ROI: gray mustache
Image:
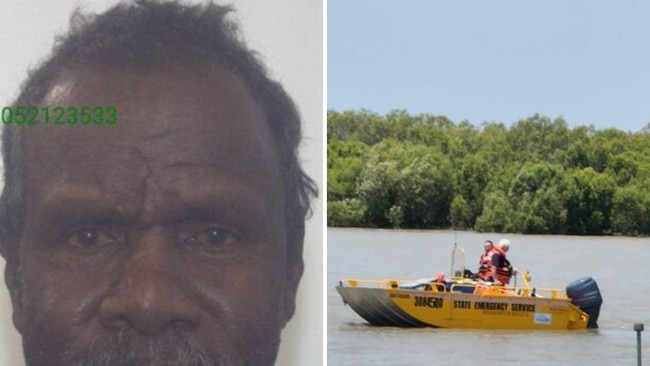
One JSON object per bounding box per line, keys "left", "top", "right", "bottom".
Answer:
{"left": 68, "top": 330, "right": 242, "bottom": 366}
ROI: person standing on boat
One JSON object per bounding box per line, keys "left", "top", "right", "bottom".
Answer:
{"left": 476, "top": 240, "right": 496, "bottom": 281}
{"left": 492, "top": 239, "right": 514, "bottom": 285}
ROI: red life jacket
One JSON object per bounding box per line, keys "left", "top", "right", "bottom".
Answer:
{"left": 477, "top": 249, "right": 495, "bottom": 280}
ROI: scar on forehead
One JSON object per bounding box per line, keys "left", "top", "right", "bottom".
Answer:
{"left": 42, "top": 80, "right": 75, "bottom": 104}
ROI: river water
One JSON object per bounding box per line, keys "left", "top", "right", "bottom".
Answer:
{"left": 328, "top": 228, "right": 650, "bottom": 366}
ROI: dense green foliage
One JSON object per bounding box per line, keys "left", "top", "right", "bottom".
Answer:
{"left": 328, "top": 109, "right": 650, "bottom": 236}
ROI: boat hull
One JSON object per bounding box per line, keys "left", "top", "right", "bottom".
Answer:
{"left": 336, "top": 282, "right": 590, "bottom": 330}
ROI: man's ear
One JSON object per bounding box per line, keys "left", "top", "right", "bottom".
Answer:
{"left": 281, "top": 253, "right": 303, "bottom": 327}
{"left": 2, "top": 246, "right": 24, "bottom": 334}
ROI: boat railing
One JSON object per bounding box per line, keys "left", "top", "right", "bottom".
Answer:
{"left": 339, "top": 278, "right": 444, "bottom": 291}
{"left": 513, "top": 269, "right": 532, "bottom": 288}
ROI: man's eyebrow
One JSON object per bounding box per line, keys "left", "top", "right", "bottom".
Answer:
{"left": 33, "top": 179, "right": 274, "bottom": 227}
{"left": 34, "top": 183, "right": 135, "bottom": 225}
{"left": 167, "top": 163, "right": 281, "bottom": 213}
{"left": 177, "top": 183, "right": 272, "bottom": 221}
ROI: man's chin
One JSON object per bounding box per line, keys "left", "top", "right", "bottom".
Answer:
{"left": 25, "top": 330, "right": 243, "bottom": 366}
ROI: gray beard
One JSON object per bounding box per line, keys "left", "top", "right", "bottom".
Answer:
{"left": 66, "top": 330, "right": 244, "bottom": 366}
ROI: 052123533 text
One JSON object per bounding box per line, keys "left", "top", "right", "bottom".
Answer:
{"left": 1, "top": 106, "right": 117, "bottom": 126}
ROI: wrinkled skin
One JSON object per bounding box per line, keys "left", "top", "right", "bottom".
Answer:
{"left": 3, "top": 67, "right": 301, "bottom": 366}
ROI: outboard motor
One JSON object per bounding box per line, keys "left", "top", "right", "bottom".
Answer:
{"left": 566, "top": 277, "right": 603, "bottom": 328}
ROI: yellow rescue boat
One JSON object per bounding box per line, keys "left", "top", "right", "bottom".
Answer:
{"left": 336, "top": 246, "right": 602, "bottom": 330}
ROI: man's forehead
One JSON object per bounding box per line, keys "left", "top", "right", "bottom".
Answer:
{"left": 22, "top": 66, "right": 280, "bottom": 196}
{"left": 28, "top": 66, "right": 273, "bottom": 156}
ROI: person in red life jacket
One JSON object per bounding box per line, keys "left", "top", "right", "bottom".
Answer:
{"left": 476, "top": 240, "right": 496, "bottom": 281}
{"left": 491, "top": 239, "right": 514, "bottom": 285}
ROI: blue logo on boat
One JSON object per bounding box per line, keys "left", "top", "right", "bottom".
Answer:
{"left": 534, "top": 313, "right": 552, "bottom": 324}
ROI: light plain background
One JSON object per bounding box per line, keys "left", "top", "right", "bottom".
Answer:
{"left": 0, "top": 1, "right": 323, "bottom": 365}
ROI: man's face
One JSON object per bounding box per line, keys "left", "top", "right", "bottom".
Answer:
{"left": 5, "top": 67, "right": 300, "bottom": 366}
{"left": 483, "top": 241, "right": 493, "bottom": 252}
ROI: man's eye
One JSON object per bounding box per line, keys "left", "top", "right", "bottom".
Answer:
{"left": 185, "top": 227, "right": 236, "bottom": 248}
{"left": 65, "top": 228, "right": 118, "bottom": 249}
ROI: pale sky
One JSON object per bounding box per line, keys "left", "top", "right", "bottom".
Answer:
{"left": 328, "top": 0, "right": 650, "bottom": 131}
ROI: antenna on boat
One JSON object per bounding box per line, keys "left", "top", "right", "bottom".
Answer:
{"left": 450, "top": 229, "right": 465, "bottom": 279}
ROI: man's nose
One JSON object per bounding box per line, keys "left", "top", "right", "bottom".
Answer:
{"left": 99, "top": 229, "right": 200, "bottom": 335}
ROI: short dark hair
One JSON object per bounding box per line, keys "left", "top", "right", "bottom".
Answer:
{"left": 0, "top": 0, "right": 318, "bottom": 260}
